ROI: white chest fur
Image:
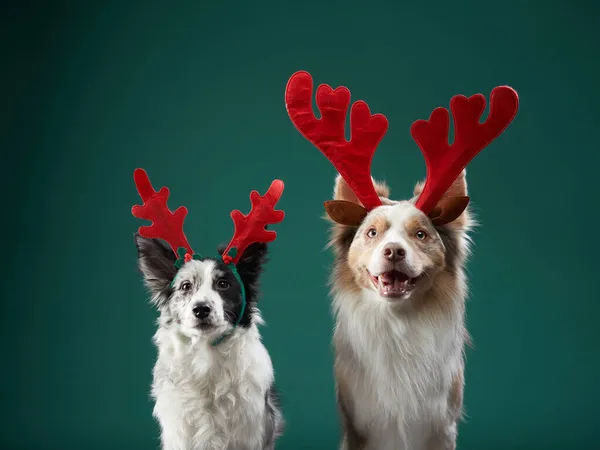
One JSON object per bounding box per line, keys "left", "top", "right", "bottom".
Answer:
{"left": 333, "top": 291, "right": 465, "bottom": 450}
{"left": 151, "top": 325, "right": 274, "bottom": 450}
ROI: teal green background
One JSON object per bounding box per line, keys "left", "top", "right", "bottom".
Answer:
{"left": 3, "top": 0, "right": 599, "bottom": 448}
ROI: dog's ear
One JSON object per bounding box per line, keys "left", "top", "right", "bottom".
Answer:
{"left": 428, "top": 196, "right": 470, "bottom": 226}
{"left": 333, "top": 174, "right": 390, "bottom": 204}
{"left": 414, "top": 170, "right": 468, "bottom": 198}
{"left": 324, "top": 200, "right": 368, "bottom": 226}
{"left": 333, "top": 174, "right": 361, "bottom": 204}
{"left": 328, "top": 175, "right": 391, "bottom": 226}
{"left": 414, "top": 170, "right": 471, "bottom": 228}
{"left": 234, "top": 242, "right": 268, "bottom": 299}
{"left": 134, "top": 233, "right": 177, "bottom": 303}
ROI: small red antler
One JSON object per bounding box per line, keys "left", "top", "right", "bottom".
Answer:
{"left": 222, "top": 180, "right": 285, "bottom": 265}
{"left": 131, "top": 168, "right": 193, "bottom": 256}
{"left": 285, "top": 71, "right": 388, "bottom": 211}
{"left": 411, "top": 86, "right": 519, "bottom": 214}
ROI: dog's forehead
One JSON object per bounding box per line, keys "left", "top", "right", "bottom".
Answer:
{"left": 176, "top": 259, "right": 217, "bottom": 281}
{"left": 384, "top": 201, "right": 424, "bottom": 225}
{"left": 364, "top": 201, "right": 423, "bottom": 230}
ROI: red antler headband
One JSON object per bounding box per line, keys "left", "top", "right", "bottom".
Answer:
{"left": 131, "top": 168, "right": 285, "bottom": 266}
{"left": 285, "top": 70, "right": 519, "bottom": 225}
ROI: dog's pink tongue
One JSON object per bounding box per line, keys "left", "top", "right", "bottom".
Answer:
{"left": 380, "top": 272, "right": 394, "bottom": 286}
{"left": 393, "top": 278, "right": 408, "bottom": 289}
{"left": 381, "top": 271, "right": 409, "bottom": 288}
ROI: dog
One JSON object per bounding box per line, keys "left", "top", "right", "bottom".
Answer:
{"left": 135, "top": 235, "right": 284, "bottom": 450}
{"left": 328, "top": 170, "right": 473, "bottom": 450}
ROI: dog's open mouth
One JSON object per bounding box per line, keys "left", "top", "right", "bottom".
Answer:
{"left": 370, "top": 270, "right": 418, "bottom": 298}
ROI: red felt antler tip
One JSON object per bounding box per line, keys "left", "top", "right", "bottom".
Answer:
{"left": 267, "top": 179, "right": 284, "bottom": 198}
{"left": 287, "top": 70, "right": 311, "bottom": 84}
{"left": 222, "top": 179, "right": 286, "bottom": 265}
{"left": 133, "top": 168, "right": 153, "bottom": 199}
{"left": 285, "top": 70, "right": 312, "bottom": 92}
{"left": 493, "top": 85, "right": 519, "bottom": 100}
{"left": 131, "top": 168, "right": 193, "bottom": 256}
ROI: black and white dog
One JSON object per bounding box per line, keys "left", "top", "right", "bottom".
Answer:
{"left": 135, "top": 234, "right": 283, "bottom": 450}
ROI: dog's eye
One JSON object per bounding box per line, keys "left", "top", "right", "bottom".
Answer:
{"left": 216, "top": 279, "right": 230, "bottom": 290}
{"left": 415, "top": 230, "right": 427, "bottom": 240}
{"left": 366, "top": 228, "right": 378, "bottom": 238}
{"left": 180, "top": 281, "right": 192, "bottom": 292}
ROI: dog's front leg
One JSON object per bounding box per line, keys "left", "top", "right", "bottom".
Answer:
{"left": 425, "top": 421, "right": 457, "bottom": 450}
{"left": 159, "top": 427, "right": 193, "bottom": 450}
{"left": 191, "top": 422, "right": 228, "bottom": 450}
{"left": 193, "top": 440, "right": 227, "bottom": 450}
{"left": 426, "top": 369, "right": 462, "bottom": 450}
{"left": 335, "top": 375, "right": 366, "bottom": 450}
{"left": 155, "top": 408, "right": 194, "bottom": 450}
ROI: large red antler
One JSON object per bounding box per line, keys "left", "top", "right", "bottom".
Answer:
{"left": 222, "top": 180, "right": 285, "bottom": 265}
{"left": 411, "top": 86, "right": 519, "bottom": 214}
{"left": 285, "top": 71, "right": 388, "bottom": 211}
{"left": 131, "top": 168, "right": 193, "bottom": 256}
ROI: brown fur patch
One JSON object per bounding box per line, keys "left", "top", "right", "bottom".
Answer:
{"left": 435, "top": 225, "right": 470, "bottom": 276}
{"left": 448, "top": 368, "right": 464, "bottom": 422}
{"left": 347, "top": 214, "right": 390, "bottom": 290}
{"left": 369, "top": 214, "right": 391, "bottom": 233}
{"left": 331, "top": 253, "right": 362, "bottom": 295}
{"left": 335, "top": 360, "right": 367, "bottom": 450}
{"left": 328, "top": 223, "right": 361, "bottom": 295}
{"left": 410, "top": 271, "right": 457, "bottom": 315}
{"left": 404, "top": 215, "right": 431, "bottom": 236}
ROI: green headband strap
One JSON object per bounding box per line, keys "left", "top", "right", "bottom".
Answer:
{"left": 173, "top": 250, "right": 246, "bottom": 347}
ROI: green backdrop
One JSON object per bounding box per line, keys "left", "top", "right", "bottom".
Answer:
{"left": 3, "top": 0, "right": 599, "bottom": 449}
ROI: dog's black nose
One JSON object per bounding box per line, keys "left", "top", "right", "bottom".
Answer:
{"left": 192, "top": 303, "right": 211, "bottom": 319}
{"left": 383, "top": 244, "right": 406, "bottom": 261}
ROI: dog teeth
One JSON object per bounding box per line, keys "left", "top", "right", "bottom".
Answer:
{"left": 374, "top": 272, "right": 419, "bottom": 296}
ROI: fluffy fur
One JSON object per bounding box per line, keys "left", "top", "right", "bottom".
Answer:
{"left": 135, "top": 235, "right": 283, "bottom": 450}
{"left": 328, "top": 171, "right": 474, "bottom": 450}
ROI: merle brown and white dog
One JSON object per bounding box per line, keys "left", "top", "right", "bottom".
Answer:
{"left": 284, "top": 70, "right": 518, "bottom": 450}
{"left": 328, "top": 172, "right": 472, "bottom": 450}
